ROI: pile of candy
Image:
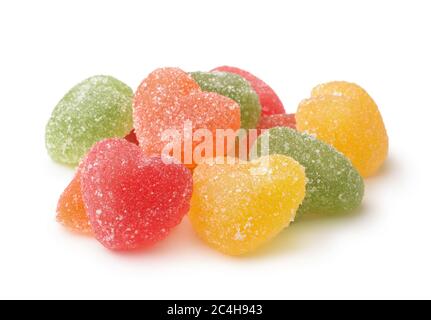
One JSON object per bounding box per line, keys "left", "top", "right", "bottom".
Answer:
{"left": 46, "top": 66, "right": 388, "bottom": 256}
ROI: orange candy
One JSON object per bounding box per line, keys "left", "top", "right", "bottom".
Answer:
{"left": 297, "top": 82, "right": 388, "bottom": 177}
{"left": 56, "top": 173, "right": 92, "bottom": 235}
{"left": 133, "top": 68, "right": 241, "bottom": 168}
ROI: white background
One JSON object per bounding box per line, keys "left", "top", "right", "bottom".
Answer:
{"left": 0, "top": 0, "right": 430, "bottom": 300}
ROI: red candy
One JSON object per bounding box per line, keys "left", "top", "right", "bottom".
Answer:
{"left": 124, "top": 130, "right": 139, "bottom": 145}
{"left": 212, "top": 66, "right": 285, "bottom": 116}
{"left": 80, "top": 139, "right": 193, "bottom": 251}
{"left": 257, "top": 114, "right": 296, "bottom": 132}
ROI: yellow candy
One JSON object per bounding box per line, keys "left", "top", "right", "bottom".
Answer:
{"left": 297, "top": 81, "right": 388, "bottom": 177}
{"left": 189, "top": 155, "right": 306, "bottom": 256}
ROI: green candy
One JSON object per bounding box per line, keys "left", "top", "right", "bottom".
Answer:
{"left": 191, "top": 71, "right": 261, "bottom": 129}
{"left": 251, "top": 127, "right": 364, "bottom": 217}
{"left": 45, "top": 76, "right": 133, "bottom": 166}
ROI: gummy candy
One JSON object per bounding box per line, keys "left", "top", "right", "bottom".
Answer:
{"left": 80, "top": 139, "right": 193, "bottom": 250}
{"left": 133, "top": 68, "right": 241, "bottom": 168}
{"left": 257, "top": 114, "right": 296, "bottom": 132}
{"left": 189, "top": 155, "right": 306, "bottom": 256}
{"left": 251, "top": 127, "right": 364, "bottom": 217}
{"left": 134, "top": 67, "right": 200, "bottom": 113}
{"left": 56, "top": 172, "right": 92, "bottom": 235}
{"left": 191, "top": 71, "right": 261, "bottom": 129}
{"left": 46, "top": 75, "right": 134, "bottom": 166}
{"left": 124, "top": 130, "right": 139, "bottom": 145}
{"left": 212, "top": 66, "right": 285, "bottom": 116}
{"left": 296, "top": 81, "right": 388, "bottom": 177}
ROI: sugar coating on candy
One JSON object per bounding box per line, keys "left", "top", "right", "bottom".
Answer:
{"left": 297, "top": 81, "right": 388, "bottom": 177}
{"left": 134, "top": 67, "right": 200, "bottom": 114}
{"left": 251, "top": 127, "right": 364, "bottom": 216}
{"left": 80, "top": 139, "right": 193, "bottom": 251}
{"left": 212, "top": 66, "right": 285, "bottom": 116}
{"left": 133, "top": 68, "right": 241, "bottom": 168}
{"left": 191, "top": 71, "right": 261, "bottom": 129}
{"left": 189, "top": 155, "right": 306, "bottom": 256}
{"left": 257, "top": 114, "right": 296, "bottom": 132}
{"left": 46, "top": 76, "right": 133, "bottom": 166}
{"left": 56, "top": 172, "right": 92, "bottom": 235}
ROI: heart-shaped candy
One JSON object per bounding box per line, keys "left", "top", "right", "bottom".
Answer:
{"left": 189, "top": 155, "right": 306, "bottom": 256}
{"left": 133, "top": 68, "right": 241, "bottom": 168}
{"left": 80, "top": 139, "right": 193, "bottom": 250}
{"left": 296, "top": 81, "right": 388, "bottom": 177}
